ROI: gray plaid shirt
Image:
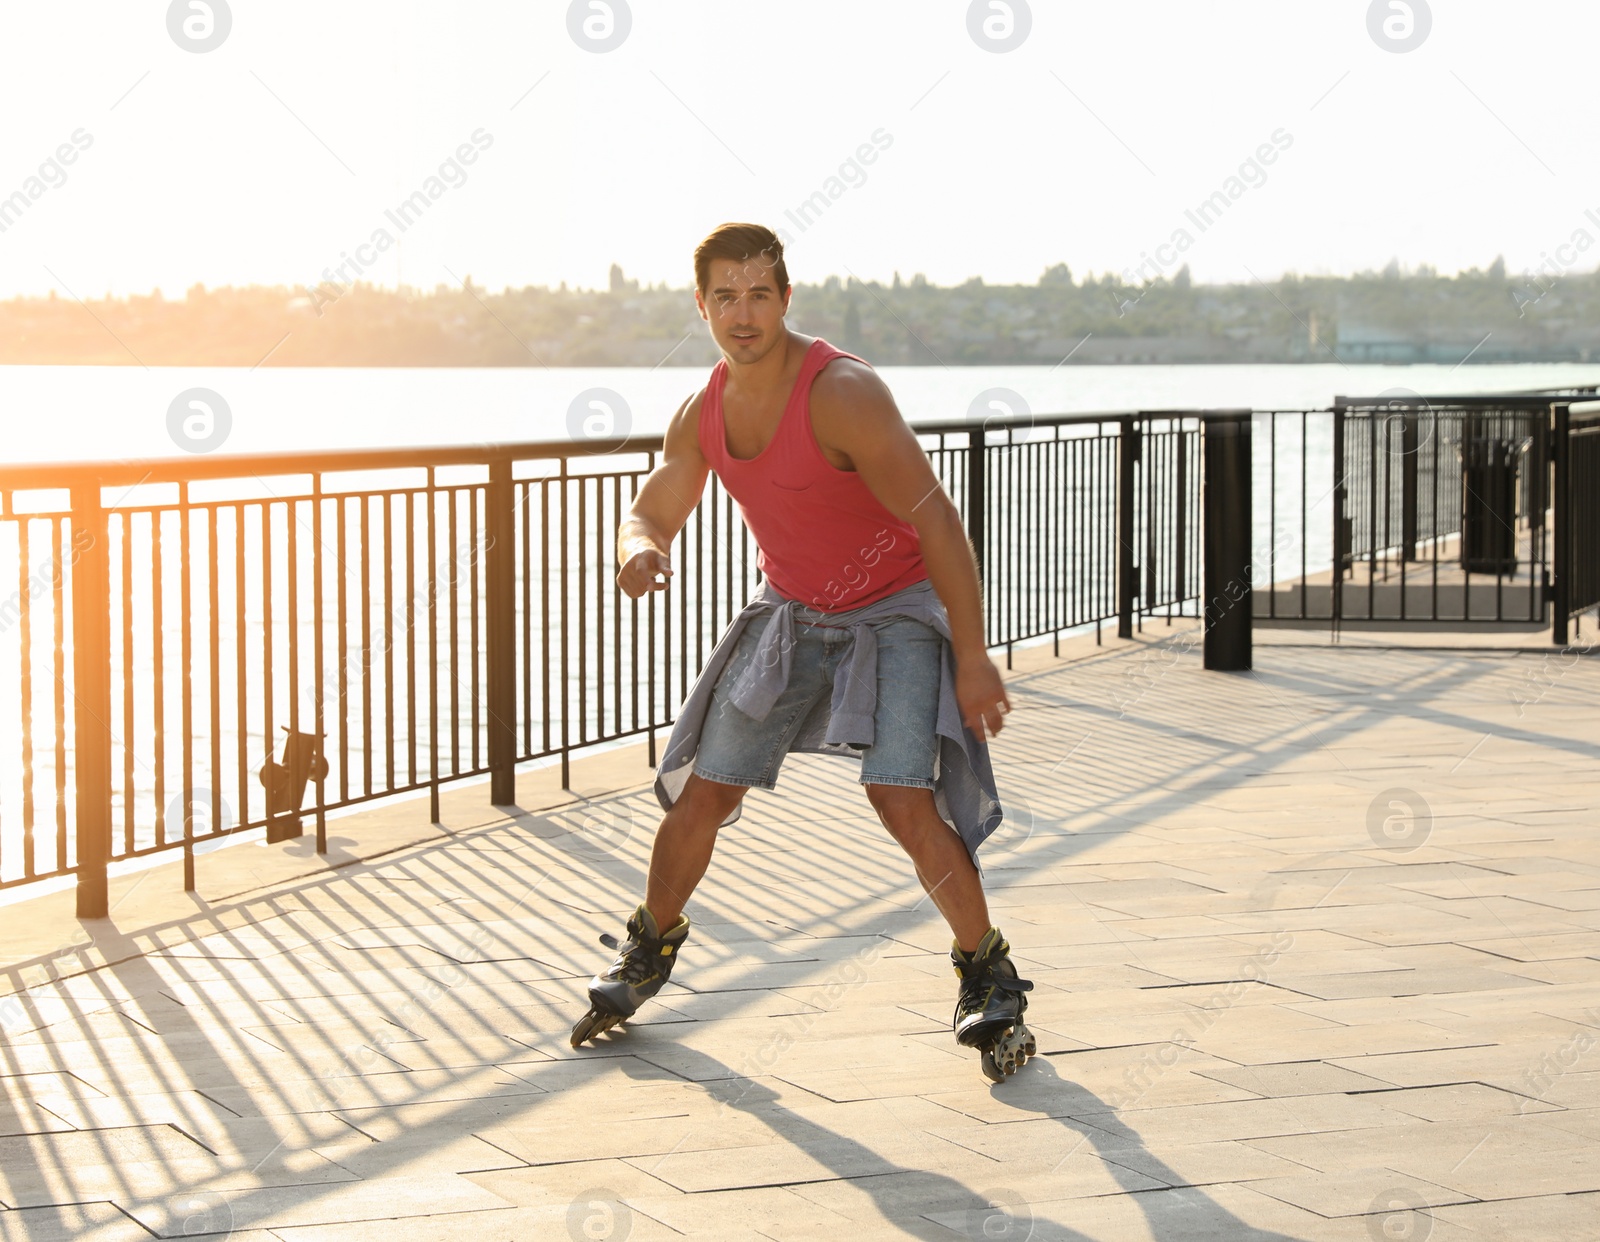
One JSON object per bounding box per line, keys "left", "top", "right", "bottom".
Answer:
{"left": 652, "top": 579, "right": 1005, "bottom": 861}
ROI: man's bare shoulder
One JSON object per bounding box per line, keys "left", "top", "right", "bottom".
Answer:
{"left": 811, "top": 358, "right": 902, "bottom": 430}
{"left": 812, "top": 356, "right": 915, "bottom": 454}
{"left": 664, "top": 388, "right": 709, "bottom": 456}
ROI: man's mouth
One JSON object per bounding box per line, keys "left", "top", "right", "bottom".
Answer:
{"left": 730, "top": 329, "right": 758, "bottom": 343}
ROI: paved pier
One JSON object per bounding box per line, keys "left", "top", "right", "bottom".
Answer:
{"left": 1, "top": 626, "right": 1597, "bottom": 1240}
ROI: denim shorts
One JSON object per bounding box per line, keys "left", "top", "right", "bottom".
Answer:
{"left": 693, "top": 610, "right": 942, "bottom": 791}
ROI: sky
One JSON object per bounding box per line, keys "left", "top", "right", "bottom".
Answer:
{"left": 0, "top": 0, "right": 1597, "bottom": 301}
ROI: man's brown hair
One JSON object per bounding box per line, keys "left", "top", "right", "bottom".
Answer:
{"left": 693, "top": 223, "right": 790, "bottom": 295}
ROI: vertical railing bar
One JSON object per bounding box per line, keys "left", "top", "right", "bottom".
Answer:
{"left": 337, "top": 495, "right": 350, "bottom": 801}
{"left": 578, "top": 476, "right": 588, "bottom": 751}
{"left": 427, "top": 473, "right": 440, "bottom": 823}
{"left": 628, "top": 472, "right": 640, "bottom": 742}
{"left": 234, "top": 505, "right": 248, "bottom": 840}
{"left": 179, "top": 487, "right": 194, "bottom": 888}
{"left": 120, "top": 512, "right": 135, "bottom": 855}
{"left": 312, "top": 476, "right": 328, "bottom": 851}
{"left": 18, "top": 518, "right": 35, "bottom": 875}
{"left": 469, "top": 486, "right": 481, "bottom": 773}
{"left": 288, "top": 498, "right": 299, "bottom": 742}
{"left": 614, "top": 473, "right": 624, "bottom": 738}
{"left": 361, "top": 493, "right": 374, "bottom": 794}
{"left": 447, "top": 489, "right": 459, "bottom": 776}
{"left": 152, "top": 510, "right": 166, "bottom": 849}
{"left": 559, "top": 462, "right": 570, "bottom": 788}
{"left": 406, "top": 490, "right": 417, "bottom": 785}
{"left": 521, "top": 479, "right": 532, "bottom": 758}
{"left": 208, "top": 504, "right": 222, "bottom": 853}
{"left": 541, "top": 478, "right": 552, "bottom": 757}
{"left": 51, "top": 518, "right": 68, "bottom": 875}
{"left": 263, "top": 501, "right": 275, "bottom": 831}
{"left": 383, "top": 490, "right": 395, "bottom": 790}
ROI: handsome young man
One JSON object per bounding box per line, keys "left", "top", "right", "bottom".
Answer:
{"left": 571, "top": 223, "right": 1034, "bottom": 1080}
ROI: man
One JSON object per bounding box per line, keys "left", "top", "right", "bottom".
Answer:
{"left": 570, "top": 223, "right": 1034, "bottom": 1081}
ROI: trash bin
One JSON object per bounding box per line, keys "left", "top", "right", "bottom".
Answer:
{"left": 1461, "top": 437, "right": 1520, "bottom": 575}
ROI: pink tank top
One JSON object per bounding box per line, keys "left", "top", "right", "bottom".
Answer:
{"left": 699, "top": 338, "right": 928, "bottom": 613}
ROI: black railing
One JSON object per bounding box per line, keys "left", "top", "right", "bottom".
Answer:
{"left": 0, "top": 410, "right": 1222, "bottom": 914}
{"left": 10, "top": 395, "right": 1592, "bottom": 914}
{"left": 1255, "top": 395, "right": 1570, "bottom": 625}
{"left": 1554, "top": 401, "right": 1600, "bottom": 644}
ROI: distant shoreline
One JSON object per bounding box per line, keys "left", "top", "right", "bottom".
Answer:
{"left": 4, "top": 265, "right": 1594, "bottom": 369}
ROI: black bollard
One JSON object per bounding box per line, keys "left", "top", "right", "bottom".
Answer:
{"left": 1203, "top": 413, "right": 1253, "bottom": 671}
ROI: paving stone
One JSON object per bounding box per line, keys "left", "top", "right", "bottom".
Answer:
{"left": 118, "top": 1175, "right": 517, "bottom": 1236}
{"left": 1430, "top": 1189, "right": 1600, "bottom": 1240}
{"left": 0, "top": 1202, "right": 152, "bottom": 1242}
{"left": 1198, "top": 1060, "right": 1395, "bottom": 1098}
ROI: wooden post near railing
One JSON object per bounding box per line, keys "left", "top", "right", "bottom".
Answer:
{"left": 69, "top": 486, "right": 112, "bottom": 919}
{"left": 486, "top": 459, "right": 518, "bottom": 805}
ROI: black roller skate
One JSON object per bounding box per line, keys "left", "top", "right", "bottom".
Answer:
{"left": 951, "top": 927, "right": 1036, "bottom": 1083}
{"left": 569, "top": 904, "right": 691, "bottom": 1047}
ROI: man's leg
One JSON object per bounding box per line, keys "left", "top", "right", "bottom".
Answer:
{"left": 644, "top": 773, "right": 750, "bottom": 927}
{"left": 864, "top": 783, "right": 990, "bottom": 953}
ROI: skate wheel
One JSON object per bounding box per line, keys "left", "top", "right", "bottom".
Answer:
{"left": 569, "top": 1008, "right": 621, "bottom": 1048}
{"left": 981, "top": 1024, "right": 1035, "bottom": 1082}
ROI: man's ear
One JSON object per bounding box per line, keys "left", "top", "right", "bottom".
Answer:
{"left": 782, "top": 287, "right": 793, "bottom": 315}
{"left": 694, "top": 288, "right": 709, "bottom": 322}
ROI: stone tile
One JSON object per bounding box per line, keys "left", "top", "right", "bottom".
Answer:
{"left": 0, "top": 1203, "right": 151, "bottom": 1242}
{"left": 1364, "top": 1082, "right": 1561, "bottom": 1123}
{"left": 1246, "top": 1166, "right": 1476, "bottom": 1217}
{"left": 1198, "top": 1061, "right": 1395, "bottom": 1098}
{"left": 118, "top": 1175, "right": 516, "bottom": 1236}
{"left": 1431, "top": 1189, "right": 1600, "bottom": 1240}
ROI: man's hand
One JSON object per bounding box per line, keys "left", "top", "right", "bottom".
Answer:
{"left": 954, "top": 651, "right": 1011, "bottom": 740}
{"left": 618, "top": 547, "right": 673, "bottom": 598}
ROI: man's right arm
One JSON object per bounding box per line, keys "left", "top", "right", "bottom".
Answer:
{"left": 616, "top": 391, "right": 709, "bottom": 598}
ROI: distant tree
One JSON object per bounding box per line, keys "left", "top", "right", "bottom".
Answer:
{"left": 1488, "top": 255, "right": 1507, "bottom": 280}
{"left": 1382, "top": 258, "right": 1401, "bottom": 281}
{"left": 1039, "top": 262, "right": 1074, "bottom": 287}
{"left": 609, "top": 263, "right": 626, "bottom": 293}
{"left": 910, "top": 272, "right": 929, "bottom": 289}
{"left": 843, "top": 294, "right": 863, "bottom": 354}
{"left": 892, "top": 271, "right": 903, "bottom": 290}
{"left": 1173, "top": 264, "right": 1192, "bottom": 291}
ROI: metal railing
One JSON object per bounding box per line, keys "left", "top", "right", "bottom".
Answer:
{"left": 0, "top": 410, "right": 1218, "bottom": 914}
{"left": 1256, "top": 395, "right": 1582, "bottom": 625}
{"left": 1554, "top": 401, "right": 1600, "bottom": 643}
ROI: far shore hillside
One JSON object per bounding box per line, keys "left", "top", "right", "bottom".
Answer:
{"left": 3, "top": 260, "right": 1595, "bottom": 368}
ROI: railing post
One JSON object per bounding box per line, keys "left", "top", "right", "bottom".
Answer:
{"left": 486, "top": 459, "right": 517, "bottom": 805}
{"left": 1401, "top": 412, "right": 1419, "bottom": 561}
{"left": 1332, "top": 407, "right": 1347, "bottom": 630}
{"left": 1553, "top": 403, "right": 1570, "bottom": 647}
{"left": 965, "top": 428, "right": 986, "bottom": 582}
{"left": 1117, "top": 416, "right": 1137, "bottom": 639}
{"left": 69, "top": 484, "right": 112, "bottom": 919}
{"left": 1203, "top": 413, "right": 1253, "bottom": 671}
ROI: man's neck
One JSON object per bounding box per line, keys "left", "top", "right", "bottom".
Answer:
{"left": 724, "top": 330, "right": 803, "bottom": 396}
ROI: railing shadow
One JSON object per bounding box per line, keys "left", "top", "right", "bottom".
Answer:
{"left": 0, "top": 640, "right": 1568, "bottom": 1234}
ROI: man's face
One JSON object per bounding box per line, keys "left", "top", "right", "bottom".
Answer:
{"left": 695, "top": 255, "right": 791, "bottom": 364}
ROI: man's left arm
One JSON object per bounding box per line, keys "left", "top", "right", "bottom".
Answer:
{"left": 811, "top": 362, "right": 1010, "bottom": 739}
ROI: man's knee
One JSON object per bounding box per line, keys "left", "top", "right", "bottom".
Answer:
{"left": 678, "top": 773, "right": 748, "bottom": 822}
{"left": 865, "top": 783, "right": 935, "bottom": 836}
